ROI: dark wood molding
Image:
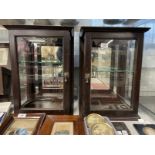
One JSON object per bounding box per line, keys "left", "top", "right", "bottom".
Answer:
{"left": 4, "top": 25, "right": 73, "bottom": 31}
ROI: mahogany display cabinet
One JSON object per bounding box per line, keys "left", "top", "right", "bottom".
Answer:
{"left": 80, "top": 27, "right": 149, "bottom": 120}
{"left": 5, "top": 25, "right": 74, "bottom": 114}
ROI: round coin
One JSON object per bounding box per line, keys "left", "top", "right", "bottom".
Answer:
{"left": 143, "top": 127, "right": 155, "bottom": 135}
{"left": 91, "top": 123, "right": 115, "bottom": 135}
{"left": 86, "top": 113, "right": 108, "bottom": 128}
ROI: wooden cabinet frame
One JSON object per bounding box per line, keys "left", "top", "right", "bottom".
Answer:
{"left": 4, "top": 25, "right": 74, "bottom": 114}
{"left": 80, "top": 27, "right": 149, "bottom": 120}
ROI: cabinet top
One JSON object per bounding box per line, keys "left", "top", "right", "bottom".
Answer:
{"left": 80, "top": 26, "right": 150, "bottom": 37}
{"left": 3, "top": 25, "right": 73, "bottom": 31}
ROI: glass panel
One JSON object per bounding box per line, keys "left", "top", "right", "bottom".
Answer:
{"left": 140, "top": 21, "right": 155, "bottom": 114}
{"left": 17, "top": 37, "right": 64, "bottom": 110}
{"left": 90, "top": 39, "right": 136, "bottom": 111}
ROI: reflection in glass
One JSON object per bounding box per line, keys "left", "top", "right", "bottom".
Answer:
{"left": 41, "top": 46, "right": 63, "bottom": 89}
{"left": 90, "top": 39, "right": 136, "bottom": 111}
{"left": 17, "top": 37, "right": 64, "bottom": 110}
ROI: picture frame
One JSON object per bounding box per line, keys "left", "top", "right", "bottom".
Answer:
{"left": 51, "top": 122, "right": 74, "bottom": 135}
{"left": 39, "top": 45, "right": 64, "bottom": 90}
{"left": 0, "top": 43, "right": 9, "bottom": 66}
{"left": 0, "top": 113, "right": 46, "bottom": 135}
{"left": 38, "top": 115, "right": 85, "bottom": 135}
{"left": 0, "top": 67, "right": 11, "bottom": 96}
{"left": 0, "top": 43, "right": 11, "bottom": 99}
{"left": 41, "top": 45, "right": 62, "bottom": 62}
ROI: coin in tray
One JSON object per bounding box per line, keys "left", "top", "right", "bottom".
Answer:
{"left": 86, "top": 113, "right": 108, "bottom": 128}
{"left": 91, "top": 123, "right": 115, "bottom": 135}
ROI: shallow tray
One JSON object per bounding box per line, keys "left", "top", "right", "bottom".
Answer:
{"left": 84, "top": 115, "right": 117, "bottom": 135}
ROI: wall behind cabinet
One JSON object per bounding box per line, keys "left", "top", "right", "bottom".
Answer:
{"left": 137, "top": 20, "right": 155, "bottom": 96}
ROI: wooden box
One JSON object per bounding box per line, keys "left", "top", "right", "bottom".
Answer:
{"left": 0, "top": 113, "right": 46, "bottom": 135}
{"left": 38, "top": 115, "right": 85, "bottom": 135}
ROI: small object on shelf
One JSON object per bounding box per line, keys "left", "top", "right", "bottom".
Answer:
{"left": 133, "top": 124, "right": 155, "bottom": 135}
{"left": 17, "top": 113, "right": 27, "bottom": 118}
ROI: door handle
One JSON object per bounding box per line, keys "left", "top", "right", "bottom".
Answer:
{"left": 85, "top": 73, "right": 90, "bottom": 83}
{"left": 64, "top": 72, "right": 69, "bottom": 83}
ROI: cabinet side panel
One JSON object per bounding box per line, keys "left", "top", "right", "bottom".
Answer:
{"left": 9, "top": 31, "right": 21, "bottom": 113}
{"left": 70, "top": 34, "right": 74, "bottom": 114}
{"left": 79, "top": 38, "right": 84, "bottom": 115}
{"left": 132, "top": 33, "right": 144, "bottom": 113}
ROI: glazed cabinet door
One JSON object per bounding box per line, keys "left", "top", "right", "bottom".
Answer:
{"left": 8, "top": 27, "right": 73, "bottom": 114}
{"left": 81, "top": 31, "right": 144, "bottom": 119}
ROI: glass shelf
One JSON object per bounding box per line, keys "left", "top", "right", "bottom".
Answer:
{"left": 18, "top": 60, "right": 62, "bottom": 65}
{"left": 20, "top": 74, "right": 63, "bottom": 77}
{"left": 92, "top": 67, "right": 134, "bottom": 73}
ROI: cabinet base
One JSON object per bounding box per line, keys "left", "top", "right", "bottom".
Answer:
{"left": 109, "top": 115, "right": 140, "bottom": 121}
